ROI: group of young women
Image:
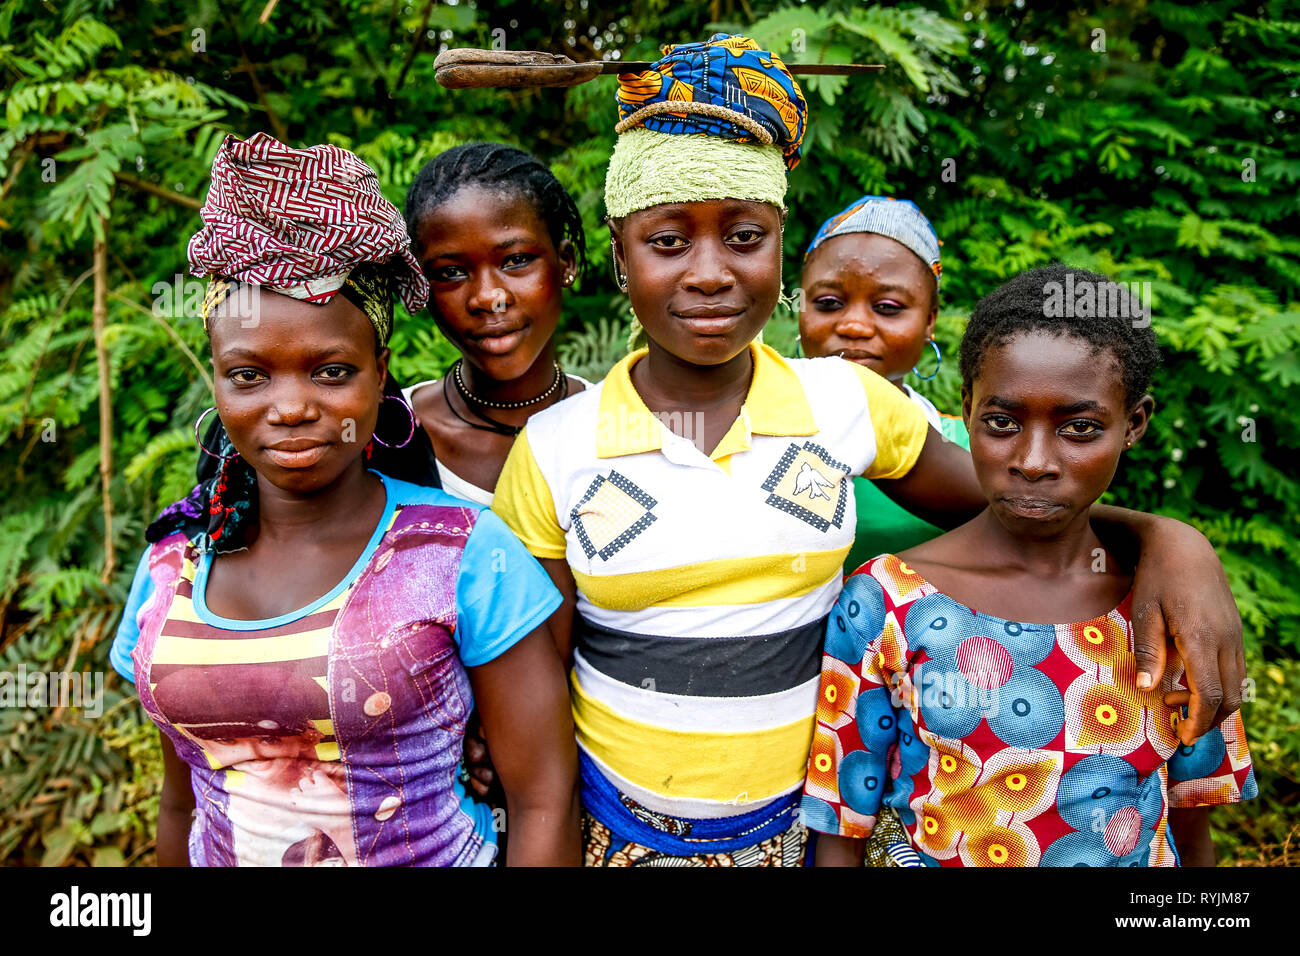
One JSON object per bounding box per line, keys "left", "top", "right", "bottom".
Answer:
{"left": 111, "top": 33, "right": 1254, "bottom": 867}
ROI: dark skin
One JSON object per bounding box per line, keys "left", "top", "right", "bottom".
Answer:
{"left": 817, "top": 332, "right": 1214, "bottom": 866}
{"left": 412, "top": 185, "right": 586, "bottom": 493}
{"left": 156, "top": 289, "right": 579, "bottom": 866}
{"left": 204, "top": 291, "right": 389, "bottom": 619}
{"left": 597, "top": 199, "right": 1246, "bottom": 741}
{"left": 799, "top": 231, "right": 938, "bottom": 387}
{"left": 613, "top": 200, "right": 782, "bottom": 455}
{"left": 412, "top": 184, "right": 586, "bottom": 799}
{"left": 156, "top": 733, "right": 194, "bottom": 867}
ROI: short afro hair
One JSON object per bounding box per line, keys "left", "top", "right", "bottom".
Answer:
{"left": 959, "top": 264, "right": 1160, "bottom": 408}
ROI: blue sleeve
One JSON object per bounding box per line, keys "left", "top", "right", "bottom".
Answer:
{"left": 454, "top": 508, "right": 563, "bottom": 668}
{"left": 111, "top": 548, "right": 155, "bottom": 684}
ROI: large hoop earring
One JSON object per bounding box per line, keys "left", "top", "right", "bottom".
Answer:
{"left": 911, "top": 339, "right": 942, "bottom": 381}
{"left": 610, "top": 238, "right": 628, "bottom": 293}
{"left": 194, "top": 406, "right": 239, "bottom": 461}
{"left": 372, "top": 394, "right": 416, "bottom": 449}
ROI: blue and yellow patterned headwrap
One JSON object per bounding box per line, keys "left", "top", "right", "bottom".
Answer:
{"left": 805, "top": 195, "right": 943, "bottom": 288}
{"left": 606, "top": 34, "right": 807, "bottom": 219}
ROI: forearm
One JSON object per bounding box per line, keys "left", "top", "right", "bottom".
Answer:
{"left": 815, "top": 833, "right": 866, "bottom": 867}
{"left": 540, "top": 558, "right": 577, "bottom": 665}
{"left": 503, "top": 786, "right": 581, "bottom": 866}
{"left": 873, "top": 428, "right": 986, "bottom": 529}
{"left": 156, "top": 731, "right": 194, "bottom": 866}
{"left": 1089, "top": 502, "right": 1245, "bottom": 741}
{"left": 470, "top": 626, "right": 580, "bottom": 865}
{"left": 1169, "top": 807, "right": 1215, "bottom": 866}
{"left": 156, "top": 805, "right": 193, "bottom": 867}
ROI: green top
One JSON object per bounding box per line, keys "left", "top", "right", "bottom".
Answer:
{"left": 846, "top": 412, "right": 970, "bottom": 574}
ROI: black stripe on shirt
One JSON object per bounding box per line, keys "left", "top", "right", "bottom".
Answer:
{"left": 575, "top": 614, "right": 826, "bottom": 697}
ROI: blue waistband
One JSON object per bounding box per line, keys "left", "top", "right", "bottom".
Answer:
{"left": 579, "top": 751, "right": 799, "bottom": 856}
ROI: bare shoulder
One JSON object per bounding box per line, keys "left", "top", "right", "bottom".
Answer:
{"left": 407, "top": 378, "right": 445, "bottom": 424}
{"left": 898, "top": 518, "right": 978, "bottom": 571}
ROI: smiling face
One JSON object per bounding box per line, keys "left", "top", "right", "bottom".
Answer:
{"left": 611, "top": 199, "right": 783, "bottom": 366}
{"left": 414, "top": 185, "right": 574, "bottom": 381}
{"left": 798, "top": 232, "right": 937, "bottom": 384}
{"left": 963, "top": 331, "right": 1152, "bottom": 539}
{"left": 208, "top": 288, "right": 388, "bottom": 495}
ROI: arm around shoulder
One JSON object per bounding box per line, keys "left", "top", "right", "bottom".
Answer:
{"left": 1090, "top": 505, "right": 1246, "bottom": 743}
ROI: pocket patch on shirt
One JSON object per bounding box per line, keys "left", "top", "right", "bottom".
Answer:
{"left": 761, "top": 442, "right": 850, "bottom": 532}
{"left": 571, "top": 471, "right": 658, "bottom": 561}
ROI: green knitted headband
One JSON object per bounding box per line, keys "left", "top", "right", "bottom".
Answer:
{"left": 605, "top": 127, "right": 788, "bottom": 219}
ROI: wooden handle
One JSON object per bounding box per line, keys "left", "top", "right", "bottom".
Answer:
{"left": 434, "top": 49, "right": 885, "bottom": 89}
{"left": 434, "top": 49, "right": 602, "bottom": 88}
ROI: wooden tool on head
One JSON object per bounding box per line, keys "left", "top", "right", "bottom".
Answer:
{"left": 434, "top": 48, "right": 885, "bottom": 89}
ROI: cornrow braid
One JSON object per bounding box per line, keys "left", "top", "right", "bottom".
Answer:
{"left": 959, "top": 264, "right": 1161, "bottom": 408}
{"left": 403, "top": 142, "right": 586, "bottom": 282}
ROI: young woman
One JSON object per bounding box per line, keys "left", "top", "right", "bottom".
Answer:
{"left": 492, "top": 33, "right": 1248, "bottom": 866}
{"left": 401, "top": 144, "right": 592, "bottom": 802}
{"left": 803, "top": 265, "right": 1256, "bottom": 866}
{"left": 110, "top": 133, "right": 579, "bottom": 867}
{"left": 401, "top": 144, "right": 590, "bottom": 505}
{"left": 799, "top": 196, "right": 969, "bottom": 572}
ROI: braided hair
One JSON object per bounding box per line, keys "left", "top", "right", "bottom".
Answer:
{"left": 404, "top": 143, "right": 586, "bottom": 281}
{"left": 959, "top": 264, "right": 1160, "bottom": 408}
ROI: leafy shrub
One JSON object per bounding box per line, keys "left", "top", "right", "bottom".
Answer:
{"left": 1, "top": 0, "right": 1294, "bottom": 866}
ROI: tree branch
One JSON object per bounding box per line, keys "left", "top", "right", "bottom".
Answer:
{"left": 393, "top": 0, "right": 436, "bottom": 94}
{"left": 229, "top": 22, "right": 290, "bottom": 143}
{"left": 0, "top": 145, "right": 32, "bottom": 206}
{"left": 106, "top": 291, "right": 215, "bottom": 395}
{"left": 17, "top": 266, "right": 97, "bottom": 437}
{"left": 115, "top": 172, "right": 202, "bottom": 211}
{"left": 92, "top": 226, "right": 115, "bottom": 582}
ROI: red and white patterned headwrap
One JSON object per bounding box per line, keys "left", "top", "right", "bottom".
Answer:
{"left": 187, "top": 132, "right": 429, "bottom": 316}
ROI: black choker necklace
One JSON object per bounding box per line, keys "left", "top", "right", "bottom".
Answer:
{"left": 445, "top": 365, "right": 569, "bottom": 437}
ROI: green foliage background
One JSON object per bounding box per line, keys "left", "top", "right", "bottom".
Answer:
{"left": 0, "top": 0, "right": 1295, "bottom": 866}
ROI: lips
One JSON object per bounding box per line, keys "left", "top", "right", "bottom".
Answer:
{"left": 999, "top": 496, "right": 1064, "bottom": 519}
{"left": 468, "top": 324, "right": 528, "bottom": 355}
{"left": 836, "top": 348, "right": 884, "bottom": 365}
{"left": 674, "top": 304, "right": 746, "bottom": 318}
{"left": 265, "top": 438, "right": 329, "bottom": 469}
{"left": 672, "top": 307, "right": 745, "bottom": 335}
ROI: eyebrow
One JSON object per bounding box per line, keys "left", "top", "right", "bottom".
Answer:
{"left": 217, "top": 343, "right": 359, "bottom": 363}
{"left": 804, "top": 279, "right": 844, "bottom": 293}
{"left": 424, "top": 237, "right": 537, "bottom": 262}
{"left": 217, "top": 347, "right": 266, "bottom": 362}
{"left": 639, "top": 200, "right": 767, "bottom": 221}
{"left": 981, "top": 395, "right": 1105, "bottom": 414}
{"left": 804, "top": 279, "right": 917, "bottom": 297}
{"left": 1053, "top": 399, "right": 1105, "bottom": 414}
{"left": 866, "top": 284, "right": 918, "bottom": 297}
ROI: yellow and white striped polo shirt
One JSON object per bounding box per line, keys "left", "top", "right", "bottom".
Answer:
{"left": 493, "top": 342, "right": 929, "bottom": 823}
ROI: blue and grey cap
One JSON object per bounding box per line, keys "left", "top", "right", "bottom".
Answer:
{"left": 804, "top": 195, "right": 942, "bottom": 288}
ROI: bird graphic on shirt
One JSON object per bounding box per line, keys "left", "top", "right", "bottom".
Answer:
{"left": 793, "top": 461, "right": 835, "bottom": 501}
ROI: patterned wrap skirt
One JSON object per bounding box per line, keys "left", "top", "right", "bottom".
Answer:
{"left": 583, "top": 809, "right": 807, "bottom": 867}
